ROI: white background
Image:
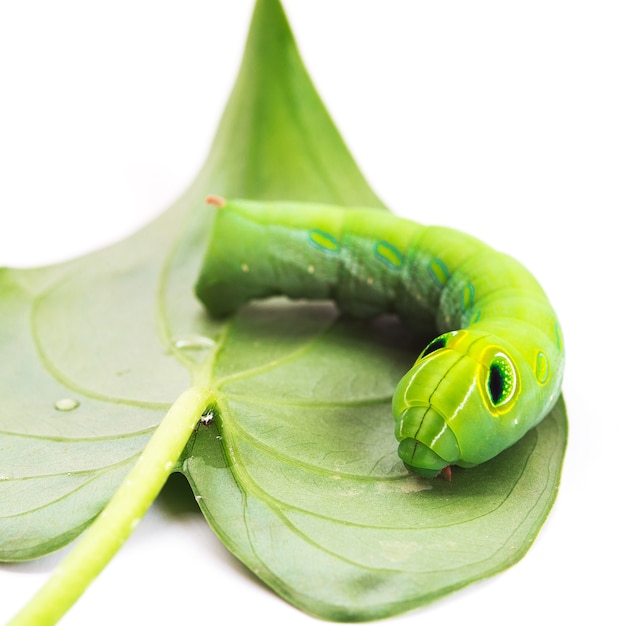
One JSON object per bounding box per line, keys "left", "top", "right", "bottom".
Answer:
{"left": 1, "top": 1, "right": 624, "bottom": 624}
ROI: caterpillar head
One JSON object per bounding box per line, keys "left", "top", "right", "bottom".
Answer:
{"left": 392, "top": 329, "right": 533, "bottom": 478}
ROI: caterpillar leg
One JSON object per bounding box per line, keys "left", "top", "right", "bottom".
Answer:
{"left": 440, "top": 466, "right": 452, "bottom": 481}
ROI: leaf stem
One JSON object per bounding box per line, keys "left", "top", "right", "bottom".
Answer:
{"left": 7, "top": 385, "right": 215, "bottom": 626}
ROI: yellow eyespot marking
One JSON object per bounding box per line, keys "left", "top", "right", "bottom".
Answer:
{"left": 428, "top": 258, "right": 450, "bottom": 287}
{"left": 478, "top": 349, "right": 520, "bottom": 415}
{"left": 374, "top": 241, "right": 404, "bottom": 269}
{"left": 535, "top": 352, "right": 550, "bottom": 383}
{"left": 307, "top": 265, "right": 315, "bottom": 274}
{"left": 241, "top": 263, "right": 250, "bottom": 273}
{"left": 366, "top": 277, "right": 374, "bottom": 285}
{"left": 308, "top": 229, "right": 340, "bottom": 252}
{"left": 488, "top": 353, "right": 516, "bottom": 406}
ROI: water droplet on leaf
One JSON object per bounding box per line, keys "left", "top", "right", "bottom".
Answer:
{"left": 173, "top": 334, "right": 215, "bottom": 350}
{"left": 54, "top": 398, "right": 80, "bottom": 411}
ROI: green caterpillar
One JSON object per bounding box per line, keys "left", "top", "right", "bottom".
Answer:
{"left": 195, "top": 196, "right": 565, "bottom": 478}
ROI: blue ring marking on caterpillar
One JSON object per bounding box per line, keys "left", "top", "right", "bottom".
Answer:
{"left": 428, "top": 258, "right": 450, "bottom": 287}
{"left": 535, "top": 352, "right": 550, "bottom": 383}
{"left": 462, "top": 283, "right": 475, "bottom": 312}
{"left": 555, "top": 322, "right": 563, "bottom": 352}
{"left": 308, "top": 229, "right": 340, "bottom": 252}
{"left": 373, "top": 240, "right": 404, "bottom": 269}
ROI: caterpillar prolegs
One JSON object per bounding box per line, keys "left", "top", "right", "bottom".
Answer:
{"left": 195, "top": 197, "right": 565, "bottom": 478}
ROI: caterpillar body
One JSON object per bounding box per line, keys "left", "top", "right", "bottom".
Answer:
{"left": 195, "top": 197, "right": 564, "bottom": 478}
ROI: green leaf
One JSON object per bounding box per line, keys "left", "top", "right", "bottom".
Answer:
{"left": 0, "top": 236, "right": 186, "bottom": 560}
{"left": 0, "top": 0, "right": 567, "bottom": 622}
{"left": 192, "top": 0, "right": 386, "bottom": 206}
{"left": 0, "top": 0, "right": 381, "bottom": 564}
{"left": 185, "top": 320, "right": 567, "bottom": 618}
